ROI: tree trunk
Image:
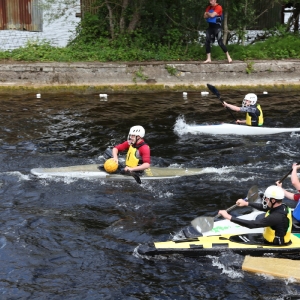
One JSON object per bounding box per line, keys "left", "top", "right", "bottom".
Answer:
{"left": 241, "top": 0, "right": 248, "bottom": 45}
{"left": 222, "top": 0, "right": 229, "bottom": 44}
{"left": 127, "top": 0, "right": 144, "bottom": 32}
{"left": 105, "top": 0, "right": 115, "bottom": 39}
{"left": 293, "top": 3, "right": 300, "bottom": 33}
{"left": 120, "top": 0, "right": 129, "bottom": 33}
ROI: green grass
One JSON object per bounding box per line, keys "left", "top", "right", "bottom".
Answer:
{"left": 0, "top": 34, "right": 299, "bottom": 63}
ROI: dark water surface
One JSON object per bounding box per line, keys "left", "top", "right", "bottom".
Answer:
{"left": 0, "top": 90, "right": 300, "bottom": 299}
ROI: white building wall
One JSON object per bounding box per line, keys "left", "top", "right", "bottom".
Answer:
{"left": 0, "top": 4, "right": 80, "bottom": 50}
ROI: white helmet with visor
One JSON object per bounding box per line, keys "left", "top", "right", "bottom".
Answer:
{"left": 242, "top": 93, "right": 257, "bottom": 107}
{"left": 262, "top": 185, "right": 284, "bottom": 209}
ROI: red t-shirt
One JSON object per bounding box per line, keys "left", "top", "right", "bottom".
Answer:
{"left": 294, "top": 192, "right": 300, "bottom": 201}
{"left": 115, "top": 140, "right": 151, "bottom": 164}
{"left": 205, "top": 4, "right": 222, "bottom": 16}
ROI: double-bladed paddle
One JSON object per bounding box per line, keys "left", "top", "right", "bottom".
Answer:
{"left": 191, "top": 185, "right": 259, "bottom": 233}
{"left": 207, "top": 83, "right": 237, "bottom": 123}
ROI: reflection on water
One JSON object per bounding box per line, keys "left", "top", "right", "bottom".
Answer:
{"left": 0, "top": 91, "right": 300, "bottom": 298}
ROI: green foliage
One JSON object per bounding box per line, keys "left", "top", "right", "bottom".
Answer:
{"left": 7, "top": 0, "right": 295, "bottom": 64}
{"left": 240, "top": 33, "right": 300, "bottom": 60}
{"left": 165, "top": 65, "right": 178, "bottom": 76}
{"left": 0, "top": 29, "right": 299, "bottom": 63}
{"left": 246, "top": 61, "right": 255, "bottom": 74}
{"left": 132, "top": 67, "right": 149, "bottom": 83}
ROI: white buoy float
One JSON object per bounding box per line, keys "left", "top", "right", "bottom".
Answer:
{"left": 99, "top": 94, "right": 108, "bottom": 101}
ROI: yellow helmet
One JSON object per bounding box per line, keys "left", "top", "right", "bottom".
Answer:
{"left": 104, "top": 158, "right": 118, "bottom": 173}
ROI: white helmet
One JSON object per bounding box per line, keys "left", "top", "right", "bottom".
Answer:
{"left": 262, "top": 185, "right": 284, "bottom": 208}
{"left": 128, "top": 125, "right": 145, "bottom": 139}
{"left": 242, "top": 93, "right": 257, "bottom": 107}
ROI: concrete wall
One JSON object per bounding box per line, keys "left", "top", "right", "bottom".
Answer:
{"left": 0, "top": 60, "right": 299, "bottom": 93}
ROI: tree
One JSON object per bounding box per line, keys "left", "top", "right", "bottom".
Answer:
{"left": 285, "top": 1, "right": 300, "bottom": 32}
{"left": 41, "top": 0, "right": 298, "bottom": 48}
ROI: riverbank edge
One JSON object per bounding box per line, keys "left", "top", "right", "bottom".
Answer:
{"left": 1, "top": 60, "right": 300, "bottom": 94}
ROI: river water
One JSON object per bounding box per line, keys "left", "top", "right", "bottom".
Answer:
{"left": 0, "top": 90, "right": 300, "bottom": 299}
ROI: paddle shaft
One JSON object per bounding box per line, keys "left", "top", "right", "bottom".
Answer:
{"left": 278, "top": 162, "right": 300, "bottom": 184}
{"left": 214, "top": 203, "right": 238, "bottom": 219}
{"left": 214, "top": 194, "right": 254, "bottom": 219}
{"left": 207, "top": 83, "right": 237, "bottom": 122}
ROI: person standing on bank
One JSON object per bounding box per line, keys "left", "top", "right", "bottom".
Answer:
{"left": 112, "top": 125, "right": 150, "bottom": 173}
{"left": 223, "top": 93, "right": 264, "bottom": 126}
{"left": 218, "top": 185, "right": 292, "bottom": 245}
{"left": 203, "top": 0, "right": 232, "bottom": 63}
{"left": 276, "top": 163, "right": 300, "bottom": 226}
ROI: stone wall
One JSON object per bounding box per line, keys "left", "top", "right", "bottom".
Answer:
{"left": 0, "top": 60, "right": 299, "bottom": 93}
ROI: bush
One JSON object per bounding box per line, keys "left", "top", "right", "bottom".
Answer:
{"left": 0, "top": 32, "right": 299, "bottom": 62}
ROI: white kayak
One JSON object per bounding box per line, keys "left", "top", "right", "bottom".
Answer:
{"left": 174, "top": 119, "right": 300, "bottom": 136}
{"left": 203, "top": 209, "right": 264, "bottom": 236}
{"left": 30, "top": 164, "right": 207, "bottom": 180}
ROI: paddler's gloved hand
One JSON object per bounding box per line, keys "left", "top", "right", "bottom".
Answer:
{"left": 124, "top": 166, "right": 134, "bottom": 172}
{"left": 218, "top": 210, "right": 232, "bottom": 220}
{"left": 236, "top": 199, "right": 249, "bottom": 207}
{"left": 120, "top": 167, "right": 134, "bottom": 174}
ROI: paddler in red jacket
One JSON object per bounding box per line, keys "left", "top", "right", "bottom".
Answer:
{"left": 112, "top": 125, "right": 150, "bottom": 173}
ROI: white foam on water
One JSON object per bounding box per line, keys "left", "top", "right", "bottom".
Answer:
{"left": 200, "top": 166, "right": 235, "bottom": 175}
{"left": 0, "top": 237, "right": 7, "bottom": 249}
{"left": 208, "top": 255, "right": 244, "bottom": 279}
{"left": 4, "top": 171, "right": 31, "bottom": 181}
{"left": 173, "top": 116, "right": 193, "bottom": 136}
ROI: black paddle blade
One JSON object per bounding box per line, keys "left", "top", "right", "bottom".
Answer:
{"left": 121, "top": 169, "right": 142, "bottom": 184}
{"left": 207, "top": 83, "right": 220, "bottom": 98}
{"left": 131, "top": 172, "right": 142, "bottom": 184}
{"left": 207, "top": 83, "right": 236, "bottom": 121}
{"left": 103, "top": 147, "right": 113, "bottom": 159}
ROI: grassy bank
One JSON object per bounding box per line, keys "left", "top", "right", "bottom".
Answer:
{"left": 0, "top": 35, "right": 299, "bottom": 63}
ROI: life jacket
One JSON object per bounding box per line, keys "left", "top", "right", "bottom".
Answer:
{"left": 125, "top": 142, "right": 147, "bottom": 167}
{"left": 263, "top": 205, "right": 292, "bottom": 245}
{"left": 245, "top": 104, "right": 264, "bottom": 126}
{"left": 206, "top": 5, "right": 223, "bottom": 26}
{"left": 293, "top": 201, "right": 300, "bottom": 221}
